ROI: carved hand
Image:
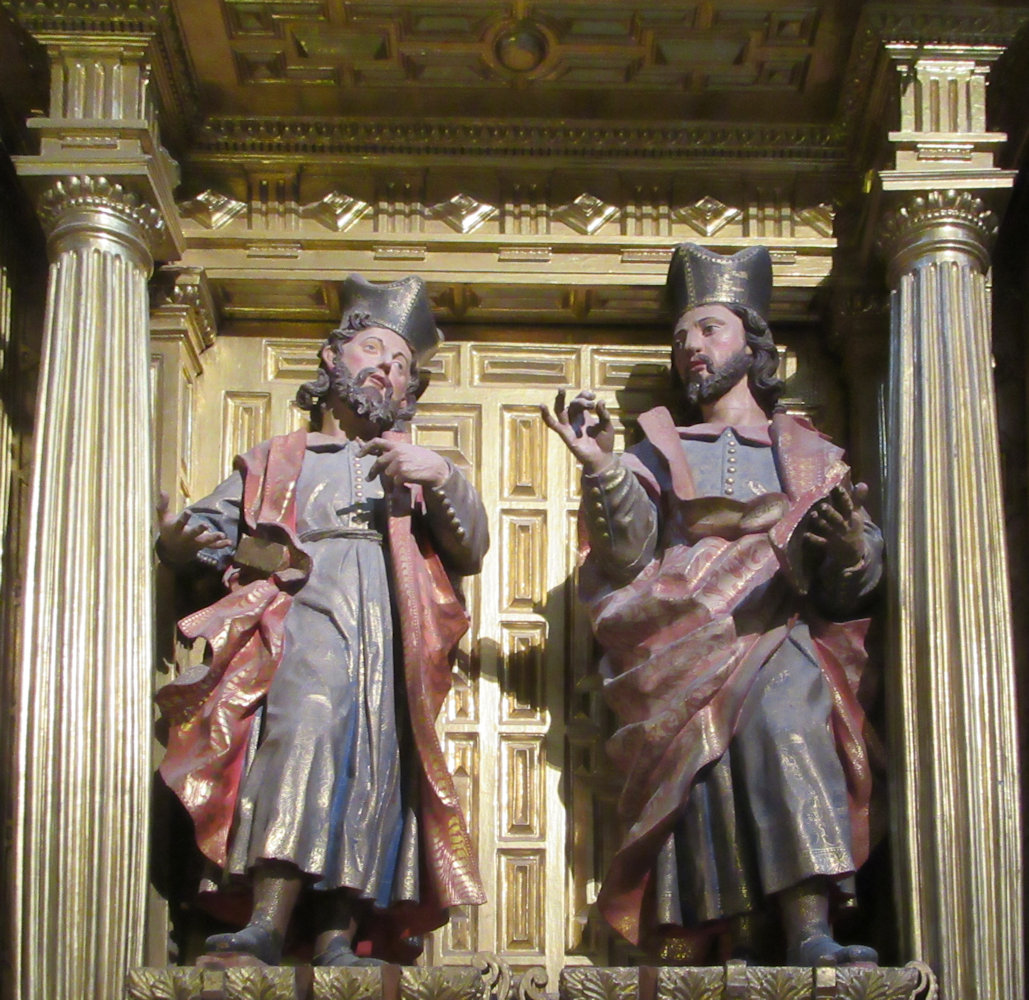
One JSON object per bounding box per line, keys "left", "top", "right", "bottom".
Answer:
{"left": 540, "top": 389, "right": 616, "bottom": 475}
{"left": 360, "top": 438, "right": 451, "bottom": 488}
{"left": 803, "top": 483, "right": 870, "bottom": 568}
{"left": 155, "top": 490, "right": 232, "bottom": 566}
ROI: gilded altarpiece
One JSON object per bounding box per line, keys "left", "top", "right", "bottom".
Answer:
{"left": 160, "top": 328, "right": 840, "bottom": 985}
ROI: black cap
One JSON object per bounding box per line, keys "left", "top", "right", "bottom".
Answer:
{"left": 339, "top": 274, "right": 443, "bottom": 364}
{"left": 666, "top": 244, "right": 773, "bottom": 322}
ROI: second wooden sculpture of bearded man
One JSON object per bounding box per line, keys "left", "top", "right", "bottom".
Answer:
{"left": 544, "top": 244, "right": 882, "bottom": 966}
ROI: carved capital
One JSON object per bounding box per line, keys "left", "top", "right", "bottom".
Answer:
{"left": 39, "top": 175, "right": 164, "bottom": 267}
{"left": 150, "top": 265, "right": 217, "bottom": 349}
{"left": 877, "top": 189, "right": 998, "bottom": 281}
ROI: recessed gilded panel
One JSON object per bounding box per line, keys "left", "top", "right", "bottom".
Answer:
{"left": 444, "top": 647, "right": 478, "bottom": 723}
{"left": 221, "top": 392, "right": 271, "bottom": 475}
{"left": 217, "top": 279, "right": 338, "bottom": 321}
{"left": 590, "top": 349, "right": 670, "bottom": 391}
{"left": 265, "top": 339, "right": 320, "bottom": 382}
{"left": 437, "top": 903, "right": 479, "bottom": 958}
{"left": 446, "top": 733, "right": 479, "bottom": 843}
{"left": 498, "top": 850, "right": 545, "bottom": 955}
{"left": 502, "top": 405, "right": 547, "bottom": 501}
{"left": 410, "top": 405, "right": 481, "bottom": 486}
{"left": 471, "top": 346, "right": 580, "bottom": 387}
{"left": 500, "top": 512, "right": 546, "bottom": 612}
{"left": 420, "top": 343, "right": 461, "bottom": 388}
{"left": 500, "top": 621, "right": 546, "bottom": 722}
{"left": 500, "top": 736, "right": 544, "bottom": 840}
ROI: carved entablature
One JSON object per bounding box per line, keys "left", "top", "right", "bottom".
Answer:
{"left": 175, "top": 179, "right": 839, "bottom": 326}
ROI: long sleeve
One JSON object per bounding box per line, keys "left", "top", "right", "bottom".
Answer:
{"left": 156, "top": 471, "right": 244, "bottom": 572}
{"left": 422, "top": 462, "right": 490, "bottom": 576}
{"left": 812, "top": 516, "right": 884, "bottom": 618}
{"left": 580, "top": 459, "right": 658, "bottom": 582}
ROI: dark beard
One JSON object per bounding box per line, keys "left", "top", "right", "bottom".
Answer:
{"left": 684, "top": 349, "right": 753, "bottom": 409}
{"left": 330, "top": 359, "right": 402, "bottom": 432}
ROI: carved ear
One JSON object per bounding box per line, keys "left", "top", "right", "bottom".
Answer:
{"left": 320, "top": 343, "right": 336, "bottom": 369}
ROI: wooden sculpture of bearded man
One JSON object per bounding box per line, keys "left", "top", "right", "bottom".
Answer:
{"left": 544, "top": 244, "right": 882, "bottom": 966}
{"left": 156, "top": 274, "right": 487, "bottom": 967}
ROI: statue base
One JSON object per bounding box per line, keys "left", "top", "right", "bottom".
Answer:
{"left": 126, "top": 960, "right": 501, "bottom": 1000}
{"left": 125, "top": 959, "right": 936, "bottom": 1000}
{"left": 559, "top": 963, "right": 937, "bottom": 1000}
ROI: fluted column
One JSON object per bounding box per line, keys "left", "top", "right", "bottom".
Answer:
{"left": 879, "top": 190, "right": 1022, "bottom": 1000}
{"left": 13, "top": 175, "right": 165, "bottom": 1000}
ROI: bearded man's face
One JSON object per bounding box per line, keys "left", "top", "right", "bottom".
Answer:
{"left": 672, "top": 303, "right": 753, "bottom": 408}
{"left": 328, "top": 327, "right": 414, "bottom": 432}
{"left": 683, "top": 348, "right": 753, "bottom": 408}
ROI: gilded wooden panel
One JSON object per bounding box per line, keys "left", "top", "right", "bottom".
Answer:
{"left": 173, "top": 334, "right": 841, "bottom": 981}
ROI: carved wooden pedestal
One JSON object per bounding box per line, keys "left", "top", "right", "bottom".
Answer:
{"left": 125, "top": 961, "right": 936, "bottom": 1000}
{"left": 558, "top": 965, "right": 938, "bottom": 1000}
{"left": 126, "top": 958, "right": 522, "bottom": 1000}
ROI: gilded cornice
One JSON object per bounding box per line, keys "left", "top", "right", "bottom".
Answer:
{"left": 839, "top": 4, "right": 1029, "bottom": 166}
{"left": 192, "top": 118, "right": 846, "bottom": 165}
{"left": 862, "top": 5, "right": 1029, "bottom": 45}
{"left": 147, "top": 1, "right": 201, "bottom": 150}
{"left": 4, "top": 0, "right": 167, "bottom": 34}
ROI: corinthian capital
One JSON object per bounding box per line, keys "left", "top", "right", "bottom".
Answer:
{"left": 877, "top": 189, "right": 998, "bottom": 280}
{"left": 39, "top": 175, "right": 165, "bottom": 266}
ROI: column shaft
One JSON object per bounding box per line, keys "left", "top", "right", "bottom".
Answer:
{"left": 14, "top": 182, "right": 156, "bottom": 1000}
{"left": 883, "top": 195, "right": 1022, "bottom": 1000}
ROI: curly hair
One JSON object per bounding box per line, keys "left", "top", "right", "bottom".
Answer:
{"left": 296, "top": 312, "right": 430, "bottom": 420}
{"left": 671, "top": 304, "right": 784, "bottom": 419}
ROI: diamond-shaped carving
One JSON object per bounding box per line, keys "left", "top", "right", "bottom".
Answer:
{"left": 553, "top": 193, "right": 619, "bottom": 236}
{"left": 427, "top": 193, "right": 498, "bottom": 234}
{"left": 179, "top": 190, "right": 247, "bottom": 229}
{"left": 301, "top": 192, "right": 371, "bottom": 232}
{"left": 674, "top": 196, "right": 742, "bottom": 237}
{"left": 794, "top": 203, "right": 835, "bottom": 237}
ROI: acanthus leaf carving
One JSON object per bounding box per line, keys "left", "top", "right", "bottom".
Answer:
{"left": 39, "top": 175, "right": 164, "bottom": 240}
{"left": 877, "top": 189, "right": 998, "bottom": 270}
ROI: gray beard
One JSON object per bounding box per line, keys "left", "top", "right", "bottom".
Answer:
{"left": 330, "top": 359, "right": 402, "bottom": 432}
{"left": 685, "top": 349, "right": 753, "bottom": 409}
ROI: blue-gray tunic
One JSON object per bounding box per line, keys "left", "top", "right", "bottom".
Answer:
{"left": 185, "top": 440, "right": 412, "bottom": 906}
{"left": 593, "top": 425, "right": 882, "bottom": 925}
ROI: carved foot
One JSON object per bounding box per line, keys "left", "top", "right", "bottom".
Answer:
{"left": 204, "top": 924, "right": 284, "bottom": 965}
{"left": 788, "top": 934, "right": 878, "bottom": 967}
{"left": 313, "top": 936, "right": 386, "bottom": 967}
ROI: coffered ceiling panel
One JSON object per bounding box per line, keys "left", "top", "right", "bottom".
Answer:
{"left": 174, "top": 0, "right": 855, "bottom": 122}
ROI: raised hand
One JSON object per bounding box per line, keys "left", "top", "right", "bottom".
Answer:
{"left": 803, "top": 482, "right": 870, "bottom": 568}
{"left": 156, "top": 490, "right": 232, "bottom": 566}
{"left": 359, "top": 438, "right": 450, "bottom": 488}
{"left": 540, "top": 389, "right": 616, "bottom": 475}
